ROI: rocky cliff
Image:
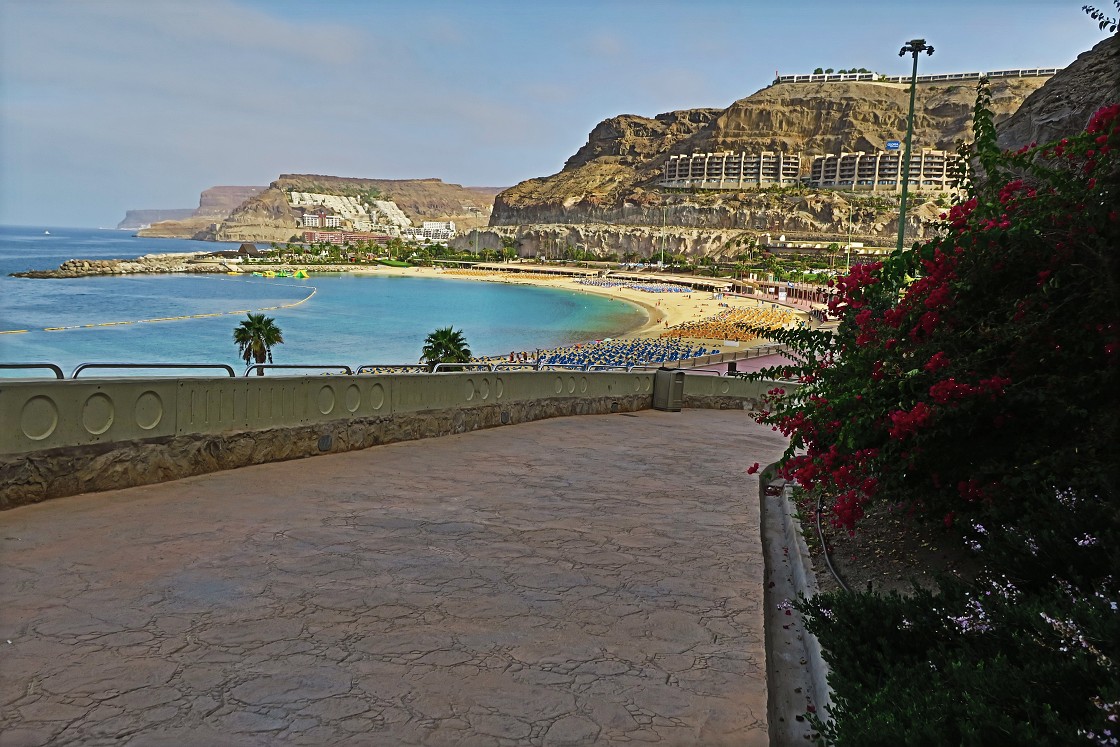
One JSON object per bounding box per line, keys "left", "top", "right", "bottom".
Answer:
{"left": 199, "top": 175, "right": 500, "bottom": 243}
{"left": 117, "top": 209, "right": 196, "bottom": 230}
{"left": 997, "top": 34, "right": 1120, "bottom": 151}
{"left": 484, "top": 74, "right": 1071, "bottom": 258}
{"left": 132, "top": 186, "right": 266, "bottom": 238}
{"left": 491, "top": 77, "right": 1047, "bottom": 240}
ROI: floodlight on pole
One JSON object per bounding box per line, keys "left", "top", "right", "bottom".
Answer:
{"left": 896, "top": 38, "right": 934, "bottom": 253}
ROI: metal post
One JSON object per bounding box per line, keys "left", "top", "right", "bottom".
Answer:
{"left": 660, "top": 206, "right": 666, "bottom": 267}
{"left": 896, "top": 39, "right": 933, "bottom": 253}
{"left": 845, "top": 206, "right": 852, "bottom": 270}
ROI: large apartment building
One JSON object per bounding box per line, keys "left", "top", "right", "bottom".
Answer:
{"left": 808, "top": 149, "right": 959, "bottom": 193}
{"left": 299, "top": 212, "right": 343, "bottom": 228}
{"left": 420, "top": 221, "right": 456, "bottom": 241}
{"left": 660, "top": 147, "right": 959, "bottom": 194}
{"left": 659, "top": 151, "right": 802, "bottom": 190}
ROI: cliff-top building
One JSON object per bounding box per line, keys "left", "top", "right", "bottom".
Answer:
{"left": 771, "top": 67, "right": 1059, "bottom": 86}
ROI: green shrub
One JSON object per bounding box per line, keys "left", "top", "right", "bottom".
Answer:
{"left": 755, "top": 82, "right": 1120, "bottom": 745}
{"left": 801, "top": 570, "right": 1119, "bottom": 746}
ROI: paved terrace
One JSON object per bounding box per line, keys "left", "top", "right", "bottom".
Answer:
{"left": 0, "top": 410, "right": 788, "bottom": 746}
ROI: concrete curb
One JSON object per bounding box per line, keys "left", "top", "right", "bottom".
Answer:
{"left": 761, "top": 476, "right": 833, "bottom": 745}
{"left": 780, "top": 484, "right": 833, "bottom": 716}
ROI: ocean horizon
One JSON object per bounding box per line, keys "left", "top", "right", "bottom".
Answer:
{"left": 0, "top": 225, "right": 647, "bottom": 376}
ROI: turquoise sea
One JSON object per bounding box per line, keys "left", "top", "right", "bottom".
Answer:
{"left": 0, "top": 226, "right": 647, "bottom": 375}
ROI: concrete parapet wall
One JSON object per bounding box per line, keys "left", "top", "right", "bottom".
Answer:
{"left": 0, "top": 371, "right": 779, "bottom": 508}
{"left": 682, "top": 372, "right": 779, "bottom": 410}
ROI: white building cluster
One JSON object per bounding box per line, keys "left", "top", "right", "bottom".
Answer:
{"left": 659, "top": 148, "right": 962, "bottom": 194}
{"left": 287, "top": 191, "right": 456, "bottom": 243}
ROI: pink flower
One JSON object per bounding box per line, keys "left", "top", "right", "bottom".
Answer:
{"left": 888, "top": 402, "right": 934, "bottom": 440}
{"left": 924, "top": 352, "right": 950, "bottom": 373}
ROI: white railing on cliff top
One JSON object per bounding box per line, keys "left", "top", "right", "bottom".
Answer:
{"left": 773, "top": 68, "right": 1059, "bottom": 86}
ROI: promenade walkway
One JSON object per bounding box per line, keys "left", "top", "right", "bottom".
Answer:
{"left": 0, "top": 410, "right": 787, "bottom": 746}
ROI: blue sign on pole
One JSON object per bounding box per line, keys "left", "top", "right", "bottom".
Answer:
{"left": 886, "top": 140, "right": 901, "bottom": 151}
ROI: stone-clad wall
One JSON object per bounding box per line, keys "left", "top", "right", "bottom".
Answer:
{"left": 0, "top": 396, "right": 643, "bottom": 509}
{"left": 0, "top": 371, "right": 777, "bottom": 508}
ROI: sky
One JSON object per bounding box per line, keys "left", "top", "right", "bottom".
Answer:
{"left": 0, "top": 0, "right": 1111, "bottom": 228}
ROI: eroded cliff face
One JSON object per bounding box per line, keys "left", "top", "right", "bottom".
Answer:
{"left": 199, "top": 187, "right": 299, "bottom": 243}
{"left": 494, "top": 110, "right": 718, "bottom": 223}
{"left": 997, "top": 34, "right": 1120, "bottom": 151}
{"left": 198, "top": 175, "right": 500, "bottom": 243}
{"left": 460, "top": 191, "right": 947, "bottom": 259}
{"left": 694, "top": 78, "right": 1041, "bottom": 157}
{"left": 118, "top": 209, "right": 195, "bottom": 230}
{"left": 197, "top": 186, "right": 265, "bottom": 215}
{"left": 133, "top": 186, "right": 266, "bottom": 238}
{"left": 490, "top": 76, "right": 1053, "bottom": 255}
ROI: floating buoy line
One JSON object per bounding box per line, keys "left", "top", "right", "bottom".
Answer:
{"left": 1, "top": 277, "right": 317, "bottom": 335}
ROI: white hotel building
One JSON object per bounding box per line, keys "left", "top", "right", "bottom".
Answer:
{"left": 420, "top": 221, "right": 456, "bottom": 241}
{"left": 808, "top": 149, "right": 959, "bottom": 193}
{"left": 660, "top": 148, "right": 960, "bottom": 194}
{"left": 659, "top": 151, "right": 802, "bottom": 190}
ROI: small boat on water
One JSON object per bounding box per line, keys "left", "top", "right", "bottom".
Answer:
{"left": 43, "top": 230, "right": 50, "bottom": 235}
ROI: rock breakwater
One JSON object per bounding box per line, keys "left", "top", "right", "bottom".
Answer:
{"left": 11, "top": 256, "right": 231, "bottom": 279}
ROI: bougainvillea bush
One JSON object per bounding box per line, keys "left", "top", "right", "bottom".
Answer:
{"left": 753, "top": 90, "right": 1118, "bottom": 531}
{"left": 749, "top": 84, "right": 1120, "bottom": 744}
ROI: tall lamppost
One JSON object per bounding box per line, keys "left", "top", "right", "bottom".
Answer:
{"left": 896, "top": 38, "right": 934, "bottom": 253}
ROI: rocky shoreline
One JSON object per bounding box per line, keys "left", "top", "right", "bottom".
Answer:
{"left": 11, "top": 256, "right": 232, "bottom": 279}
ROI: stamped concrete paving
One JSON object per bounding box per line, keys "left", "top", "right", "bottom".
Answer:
{"left": 0, "top": 410, "right": 788, "bottom": 746}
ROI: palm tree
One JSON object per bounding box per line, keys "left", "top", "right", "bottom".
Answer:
{"left": 234, "top": 313, "right": 284, "bottom": 375}
{"left": 826, "top": 242, "right": 842, "bottom": 269}
{"left": 420, "top": 327, "right": 472, "bottom": 372}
